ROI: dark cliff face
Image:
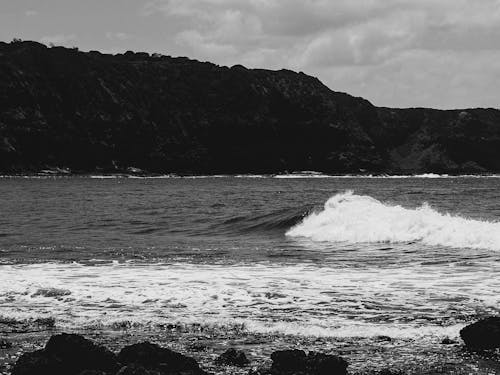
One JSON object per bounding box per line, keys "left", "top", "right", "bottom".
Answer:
{"left": 1, "top": 41, "right": 499, "bottom": 174}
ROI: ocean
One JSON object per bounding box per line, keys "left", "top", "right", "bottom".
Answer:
{"left": 1, "top": 175, "right": 499, "bottom": 372}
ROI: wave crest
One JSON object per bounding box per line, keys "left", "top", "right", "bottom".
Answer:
{"left": 286, "top": 191, "right": 500, "bottom": 250}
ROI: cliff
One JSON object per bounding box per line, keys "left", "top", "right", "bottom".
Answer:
{"left": 1, "top": 40, "right": 499, "bottom": 174}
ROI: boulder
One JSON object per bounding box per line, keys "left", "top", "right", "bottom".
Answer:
{"left": 117, "top": 342, "right": 207, "bottom": 375}
{"left": 270, "top": 350, "right": 307, "bottom": 373}
{"left": 12, "top": 349, "right": 56, "bottom": 375}
{"left": 116, "top": 364, "right": 161, "bottom": 375}
{"left": 460, "top": 317, "right": 500, "bottom": 350}
{"left": 215, "top": 348, "right": 250, "bottom": 367}
{"left": 267, "top": 349, "right": 348, "bottom": 375}
{"left": 305, "top": 352, "right": 348, "bottom": 375}
{"left": 12, "top": 333, "right": 118, "bottom": 375}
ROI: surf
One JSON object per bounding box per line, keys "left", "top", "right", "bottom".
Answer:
{"left": 286, "top": 191, "right": 500, "bottom": 250}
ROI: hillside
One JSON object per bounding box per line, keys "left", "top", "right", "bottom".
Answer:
{"left": 1, "top": 40, "right": 499, "bottom": 174}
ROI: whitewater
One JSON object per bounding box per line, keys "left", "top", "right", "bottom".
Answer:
{"left": 287, "top": 191, "right": 500, "bottom": 250}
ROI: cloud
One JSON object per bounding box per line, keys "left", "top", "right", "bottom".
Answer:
{"left": 142, "top": 0, "right": 500, "bottom": 108}
{"left": 105, "top": 32, "right": 130, "bottom": 41}
{"left": 40, "top": 34, "right": 77, "bottom": 47}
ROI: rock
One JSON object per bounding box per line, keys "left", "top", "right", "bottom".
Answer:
{"left": 116, "top": 364, "right": 161, "bottom": 375}
{"left": 441, "top": 337, "right": 457, "bottom": 345}
{"left": 12, "top": 349, "right": 56, "bottom": 375}
{"left": 0, "top": 339, "right": 12, "bottom": 349}
{"left": 12, "top": 333, "right": 118, "bottom": 375}
{"left": 2, "top": 41, "right": 500, "bottom": 175}
{"left": 375, "top": 335, "right": 392, "bottom": 342}
{"left": 117, "top": 342, "right": 207, "bottom": 375}
{"left": 305, "top": 352, "right": 348, "bottom": 375}
{"left": 270, "top": 350, "right": 307, "bottom": 373}
{"left": 460, "top": 317, "right": 500, "bottom": 350}
{"left": 268, "top": 349, "right": 348, "bottom": 375}
{"left": 215, "top": 348, "right": 250, "bottom": 367}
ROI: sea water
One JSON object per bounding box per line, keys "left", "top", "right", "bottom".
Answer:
{"left": 0, "top": 176, "right": 499, "bottom": 343}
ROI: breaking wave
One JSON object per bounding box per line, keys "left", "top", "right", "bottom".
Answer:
{"left": 287, "top": 191, "right": 500, "bottom": 250}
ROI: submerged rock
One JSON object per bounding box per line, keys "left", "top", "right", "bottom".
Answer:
{"left": 440, "top": 337, "right": 457, "bottom": 345}
{"left": 32, "top": 287, "right": 72, "bottom": 298}
{"left": 118, "top": 342, "right": 207, "bottom": 375}
{"left": 460, "top": 317, "right": 500, "bottom": 350}
{"left": 215, "top": 348, "right": 250, "bottom": 367}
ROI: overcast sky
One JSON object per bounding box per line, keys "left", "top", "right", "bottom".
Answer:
{"left": 2, "top": 0, "right": 500, "bottom": 109}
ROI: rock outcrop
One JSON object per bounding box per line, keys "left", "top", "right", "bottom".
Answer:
{"left": 12, "top": 334, "right": 207, "bottom": 375}
{"left": 1, "top": 40, "right": 500, "bottom": 175}
{"left": 117, "top": 342, "right": 207, "bottom": 375}
{"left": 12, "top": 333, "right": 118, "bottom": 375}
{"left": 12, "top": 334, "right": 353, "bottom": 375}
{"left": 460, "top": 317, "right": 500, "bottom": 350}
{"left": 214, "top": 348, "right": 250, "bottom": 367}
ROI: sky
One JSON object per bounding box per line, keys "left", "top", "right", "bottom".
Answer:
{"left": 1, "top": 0, "right": 500, "bottom": 109}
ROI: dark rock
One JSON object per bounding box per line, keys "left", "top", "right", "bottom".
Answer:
{"left": 306, "top": 352, "right": 348, "bottom": 375}
{"left": 12, "top": 349, "right": 56, "bottom": 375}
{"left": 441, "top": 337, "right": 457, "bottom": 345}
{"left": 460, "top": 317, "right": 500, "bottom": 350}
{"left": 116, "top": 364, "right": 161, "bottom": 375}
{"left": 2, "top": 41, "right": 500, "bottom": 175}
{"left": 215, "top": 348, "right": 250, "bottom": 367}
{"left": 271, "top": 350, "right": 307, "bottom": 372}
{"left": 267, "top": 349, "right": 348, "bottom": 375}
{"left": 375, "top": 335, "right": 392, "bottom": 342}
{"left": 0, "top": 339, "right": 12, "bottom": 349}
{"left": 12, "top": 333, "right": 118, "bottom": 375}
{"left": 117, "top": 342, "right": 207, "bottom": 375}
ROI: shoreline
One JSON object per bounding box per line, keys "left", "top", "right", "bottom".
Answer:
{"left": 1, "top": 323, "right": 499, "bottom": 374}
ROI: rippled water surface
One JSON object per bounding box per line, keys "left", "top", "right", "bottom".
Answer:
{"left": 0, "top": 176, "right": 499, "bottom": 340}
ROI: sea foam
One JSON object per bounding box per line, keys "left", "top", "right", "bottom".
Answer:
{"left": 286, "top": 191, "right": 500, "bottom": 250}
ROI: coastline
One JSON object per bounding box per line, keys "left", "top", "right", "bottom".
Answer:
{"left": 1, "top": 321, "right": 499, "bottom": 374}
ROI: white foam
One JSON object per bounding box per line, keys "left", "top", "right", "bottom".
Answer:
{"left": 287, "top": 191, "right": 500, "bottom": 250}
{"left": 0, "top": 261, "right": 498, "bottom": 339}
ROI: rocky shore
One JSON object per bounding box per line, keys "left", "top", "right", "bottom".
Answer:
{"left": 1, "top": 318, "right": 499, "bottom": 375}
{"left": 1, "top": 40, "right": 500, "bottom": 175}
